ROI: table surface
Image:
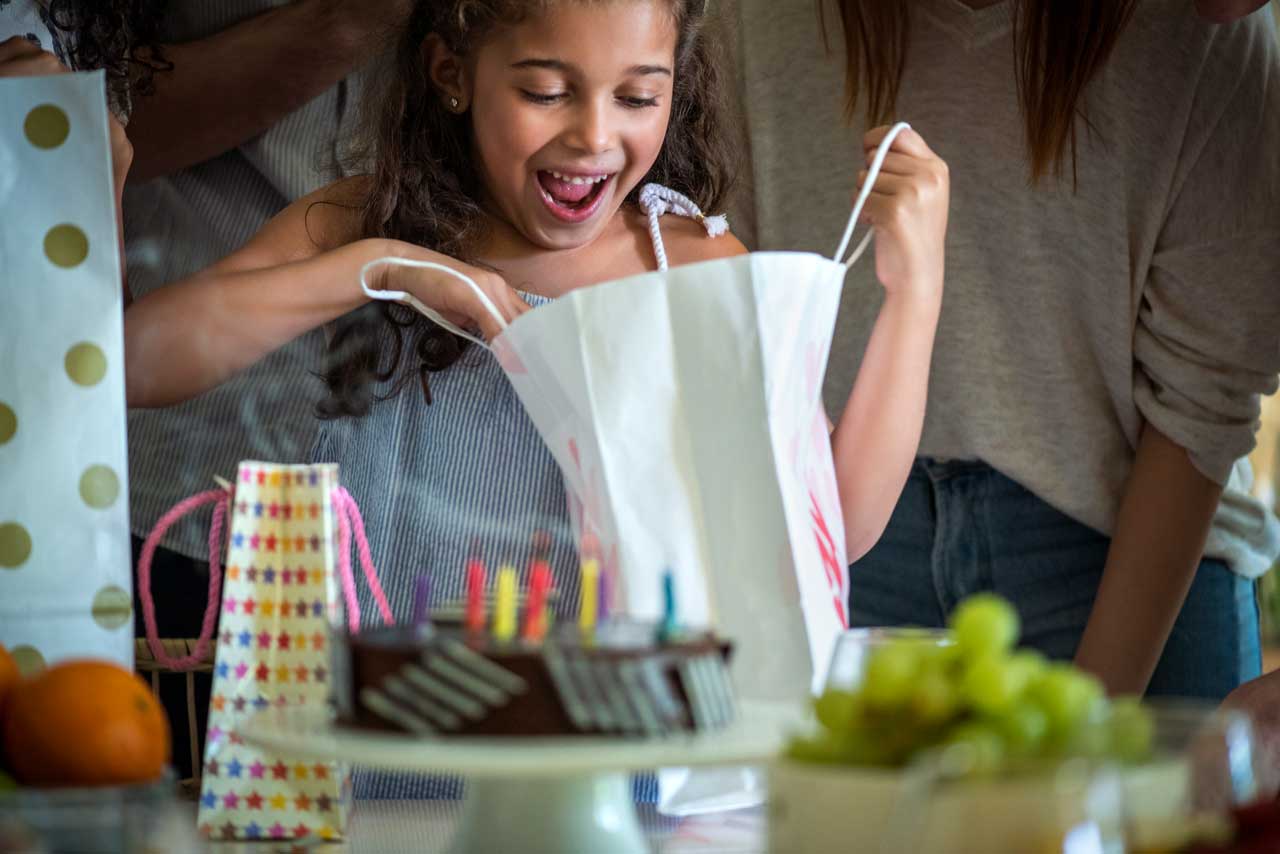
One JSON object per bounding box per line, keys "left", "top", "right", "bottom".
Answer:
{"left": 202, "top": 800, "right": 767, "bottom": 853}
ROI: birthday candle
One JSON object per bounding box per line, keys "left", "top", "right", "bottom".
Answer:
{"left": 658, "top": 570, "right": 677, "bottom": 642}
{"left": 597, "top": 562, "right": 612, "bottom": 624}
{"left": 578, "top": 555, "right": 599, "bottom": 634}
{"left": 523, "top": 565, "right": 552, "bottom": 642}
{"left": 465, "top": 554, "right": 486, "bottom": 633}
{"left": 493, "top": 566, "right": 518, "bottom": 642}
{"left": 412, "top": 575, "right": 432, "bottom": 628}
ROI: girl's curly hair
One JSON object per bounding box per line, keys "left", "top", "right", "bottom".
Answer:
{"left": 42, "top": 0, "right": 171, "bottom": 114}
{"left": 317, "top": 0, "right": 737, "bottom": 419}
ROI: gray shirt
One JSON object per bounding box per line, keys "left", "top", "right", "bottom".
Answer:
{"left": 731, "top": 0, "right": 1280, "bottom": 576}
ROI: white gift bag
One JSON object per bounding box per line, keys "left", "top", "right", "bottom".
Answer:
{"left": 0, "top": 71, "right": 132, "bottom": 673}
{"left": 361, "top": 124, "right": 912, "bottom": 812}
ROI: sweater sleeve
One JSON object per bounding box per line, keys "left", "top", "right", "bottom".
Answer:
{"left": 1133, "top": 11, "right": 1280, "bottom": 487}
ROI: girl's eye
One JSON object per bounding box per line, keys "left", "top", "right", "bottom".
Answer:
{"left": 521, "top": 90, "right": 565, "bottom": 105}
{"left": 618, "top": 96, "right": 660, "bottom": 109}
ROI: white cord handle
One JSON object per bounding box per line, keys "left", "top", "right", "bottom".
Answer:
{"left": 358, "top": 256, "right": 507, "bottom": 350}
{"left": 832, "top": 121, "right": 913, "bottom": 270}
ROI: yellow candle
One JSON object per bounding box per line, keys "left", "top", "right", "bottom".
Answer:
{"left": 578, "top": 557, "right": 599, "bottom": 634}
{"left": 493, "top": 566, "right": 518, "bottom": 642}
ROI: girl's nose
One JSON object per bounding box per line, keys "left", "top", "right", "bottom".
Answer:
{"left": 564, "top": 100, "right": 613, "bottom": 154}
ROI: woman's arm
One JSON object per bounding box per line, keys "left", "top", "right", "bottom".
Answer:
{"left": 830, "top": 126, "right": 949, "bottom": 561}
{"left": 1072, "top": 424, "right": 1223, "bottom": 695}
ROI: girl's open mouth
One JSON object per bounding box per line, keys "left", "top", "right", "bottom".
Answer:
{"left": 536, "top": 170, "right": 612, "bottom": 224}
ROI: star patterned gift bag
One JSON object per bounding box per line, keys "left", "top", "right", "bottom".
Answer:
{"left": 137, "top": 461, "right": 393, "bottom": 844}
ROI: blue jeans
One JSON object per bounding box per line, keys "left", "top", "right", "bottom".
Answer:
{"left": 848, "top": 458, "right": 1260, "bottom": 700}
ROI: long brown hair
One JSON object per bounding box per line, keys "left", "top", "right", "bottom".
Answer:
{"left": 318, "top": 0, "right": 736, "bottom": 419}
{"left": 822, "top": 0, "right": 1139, "bottom": 183}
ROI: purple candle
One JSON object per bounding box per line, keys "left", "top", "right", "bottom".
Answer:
{"left": 597, "top": 563, "right": 611, "bottom": 623}
{"left": 412, "top": 574, "right": 432, "bottom": 627}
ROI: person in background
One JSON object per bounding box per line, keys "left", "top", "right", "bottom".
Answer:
{"left": 730, "top": 0, "right": 1280, "bottom": 701}
{"left": 120, "top": 0, "right": 410, "bottom": 779}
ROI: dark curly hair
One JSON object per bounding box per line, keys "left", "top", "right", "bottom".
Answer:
{"left": 41, "top": 0, "right": 170, "bottom": 114}
{"left": 317, "top": 0, "right": 737, "bottom": 419}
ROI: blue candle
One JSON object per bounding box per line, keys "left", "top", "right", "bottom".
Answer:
{"left": 658, "top": 570, "right": 677, "bottom": 643}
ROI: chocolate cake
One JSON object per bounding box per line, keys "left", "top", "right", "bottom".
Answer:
{"left": 337, "top": 620, "right": 735, "bottom": 738}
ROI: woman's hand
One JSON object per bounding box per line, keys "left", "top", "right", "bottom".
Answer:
{"left": 0, "top": 37, "right": 133, "bottom": 203}
{"left": 381, "top": 250, "right": 532, "bottom": 341}
{"left": 856, "top": 125, "right": 949, "bottom": 307}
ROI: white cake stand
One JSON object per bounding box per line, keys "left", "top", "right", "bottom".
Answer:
{"left": 242, "top": 701, "right": 800, "bottom": 854}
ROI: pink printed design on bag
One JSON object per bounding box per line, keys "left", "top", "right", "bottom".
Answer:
{"left": 809, "top": 490, "right": 848, "bottom": 628}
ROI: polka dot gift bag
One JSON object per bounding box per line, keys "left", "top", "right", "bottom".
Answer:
{"left": 136, "top": 462, "right": 393, "bottom": 843}
{"left": 0, "top": 72, "right": 133, "bottom": 674}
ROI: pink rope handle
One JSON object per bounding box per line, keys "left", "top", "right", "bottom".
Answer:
{"left": 138, "top": 489, "right": 228, "bottom": 671}
{"left": 332, "top": 487, "right": 395, "bottom": 633}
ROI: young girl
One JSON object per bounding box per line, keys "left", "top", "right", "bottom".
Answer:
{"left": 731, "top": 0, "right": 1280, "bottom": 700}
{"left": 124, "top": 0, "right": 948, "bottom": 792}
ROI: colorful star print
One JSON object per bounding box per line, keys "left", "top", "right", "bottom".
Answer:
{"left": 238, "top": 630, "right": 252, "bottom": 647}
{"left": 315, "top": 793, "right": 333, "bottom": 811}
{"left": 294, "top": 793, "right": 312, "bottom": 810}
{"left": 206, "top": 759, "right": 220, "bottom": 777}
{"left": 245, "top": 822, "right": 262, "bottom": 839}
{"left": 263, "top": 567, "right": 276, "bottom": 584}
{"left": 269, "top": 822, "right": 286, "bottom": 838}
{"left": 245, "top": 791, "right": 264, "bottom": 810}
{"left": 226, "top": 758, "right": 242, "bottom": 778}
{"left": 235, "top": 662, "right": 249, "bottom": 679}
{"left": 222, "top": 792, "right": 239, "bottom": 809}
{"left": 249, "top": 760, "right": 266, "bottom": 779}
{"left": 313, "top": 764, "right": 330, "bottom": 781}
{"left": 269, "top": 793, "right": 288, "bottom": 810}
{"left": 271, "top": 761, "right": 289, "bottom": 780}
{"left": 200, "top": 790, "right": 217, "bottom": 808}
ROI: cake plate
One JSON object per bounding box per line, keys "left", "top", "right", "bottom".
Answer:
{"left": 242, "top": 701, "right": 800, "bottom": 854}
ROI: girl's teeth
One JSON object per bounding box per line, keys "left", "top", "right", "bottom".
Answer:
{"left": 549, "top": 171, "right": 606, "bottom": 184}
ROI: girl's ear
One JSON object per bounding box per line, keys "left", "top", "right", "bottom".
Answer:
{"left": 423, "top": 33, "right": 472, "bottom": 113}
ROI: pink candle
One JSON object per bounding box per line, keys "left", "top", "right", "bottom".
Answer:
{"left": 465, "top": 555, "right": 486, "bottom": 634}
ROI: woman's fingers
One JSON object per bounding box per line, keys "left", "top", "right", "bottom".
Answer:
{"left": 863, "top": 124, "right": 935, "bottom": 160}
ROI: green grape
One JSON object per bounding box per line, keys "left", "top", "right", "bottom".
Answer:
{"left": 950, "top": 594, "right": 1020, "bottom": 661}
{"left": 962, "top": 654, "right": 1033, "bottom": 715}
{"left": 1107, "top": 696, "right": 1155, "bottom": 763}
{"left": 1028, "top": 664, "right": 1106, "bottom": 739}
{"left": 787, "top": 732, "right": 845, "bottom": 764}
{"left": 814, "top": 688, "right": 861, "bottom": 731}
{"left": 911, "top": 666, "right": 961, "bottom": 726}
{"left": 787, "top": 728, "right": 893, "bottom": 766}
{"left": 862, "top": 643, "right": 921, "bottom": 711}
{"left": 1009, "top": 649, "right": 1048, "bottom": 682}
{"left": 944, "top": 721, "right": 1007, "bottom": 775}
{"left": 989, "top": 702, "right": 1050, "bottom": 757}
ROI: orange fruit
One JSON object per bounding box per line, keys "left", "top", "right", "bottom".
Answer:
{"left": 2, "top": 659, "right": 170, "bottom": 787}
{"left": 0, "top": 645, "right": 18, "bottom": 722}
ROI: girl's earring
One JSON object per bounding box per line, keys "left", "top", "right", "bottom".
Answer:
{"left": 449, "top": 97, "right": 461, "bottom": 111}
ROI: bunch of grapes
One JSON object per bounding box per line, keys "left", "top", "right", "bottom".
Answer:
{"left": 788, "top": 594, "right": 1155, "bottom": 773}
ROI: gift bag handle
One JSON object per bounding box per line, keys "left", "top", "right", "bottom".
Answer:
{"left": 138, "top": 488, "right": 229, "bottom": 671}
{"left": 358, "top": 182, "right": 726, "bottom": 339}
{"left": 139, "top": 483, "right": 396, "bottom": 669}
{"left": 832, "top": 121, "right": 913, "bottom": 270}
{"left": 359, "top": 258, "right": 504, "bottom": 353}
{"left": 332, "top": 486, "right": 395, "bottom": 633}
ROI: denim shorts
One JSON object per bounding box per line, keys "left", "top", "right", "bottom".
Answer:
{"left": 847, "top": 458, "right": 1260, "bottom": 701}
